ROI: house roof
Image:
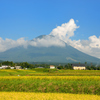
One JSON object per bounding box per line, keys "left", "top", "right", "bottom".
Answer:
{"left": 72, "top": 64, "right": 85, "bottom": 66}
{"left": 50, "top": 65, "right": 55, "bottom": 67}
{"left": 50, "top": 66, "right": 55, "bottom": 67}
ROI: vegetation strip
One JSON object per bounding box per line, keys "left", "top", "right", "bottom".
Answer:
{"left": 0, "top": 92, "right": 100, "bottom": 100}
{"left": 0, "top": 69, "right": 100, "bottom": 76}
{"left": 0, "top": 76, "right": 100, "bottom": 95}
{"left": 0, "top": 70, "right": 100, "bottom": 95}
{"left": 0, "top": 76, "right": 100, "bottom": 80}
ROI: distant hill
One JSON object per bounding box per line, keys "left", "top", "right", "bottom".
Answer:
{"left": 0, "top": 35, "right": 100, "bottom": 63}
{"left": 0, "top": 60, "right": 3, "bottom": 63}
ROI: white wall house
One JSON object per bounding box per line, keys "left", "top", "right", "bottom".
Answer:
{"left": 15, "top": 66, "right": 22, "bottom": 69}
{"left": 72, "top": 64, "right": 86, "bottom": 70}
{"left": 10, "top": 67, "right": 15, "bottom": 69}
{"left": 50, "top": 65, "right": 55, "bottom": 69}
{"left": 1, "top": 65, "right": 11, "bottom": 69}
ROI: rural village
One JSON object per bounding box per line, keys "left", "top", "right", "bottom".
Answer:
{"left": 0, "top": 61, "right": 100, "bottom": 70}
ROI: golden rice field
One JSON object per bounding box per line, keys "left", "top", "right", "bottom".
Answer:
{"left": 0, "top": 69, "right": 100, "bottom": 99}
{"left": 0, "top": 92, "right": 100, "bottom": 100}
{"left": 0, "top": 69, "right": 100, "bottom": 76}
{"left": 0, "top": 76, "right": 100, "bottom": 81}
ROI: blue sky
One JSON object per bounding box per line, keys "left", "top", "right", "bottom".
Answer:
{"left": 0, "top": 0, "right": 100, "bottom": 58}
{"left": 0, "top": 0, "right": 100, "bottom": 40}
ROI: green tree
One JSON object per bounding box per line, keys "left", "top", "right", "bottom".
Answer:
{"left": 57, "top": 66, "right": 63, "bottom": 69}
{"left": 97, "top": 65, "right": 100, "bottom": 70}
{"left": 2, "top": 61, "right": 15, "bottom": 66}
{"left": 65, "top": 63, "right": 73, "bottom": 69}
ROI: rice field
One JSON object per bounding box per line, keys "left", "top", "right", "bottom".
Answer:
{"left": 0, "top": 69, "right": 100, "bottom": 99}
{"left": 0, "top": 76, "right": 100, "bottom": 81}
{"left": 0, "top": 92, "right": 100, "bottom": 100}
{"left": 0, "top": 69, "right": 100, "bottom": 76}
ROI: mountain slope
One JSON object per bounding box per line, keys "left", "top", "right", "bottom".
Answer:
{"left": 0, "top": 41, "right": 99, "bottom": 63}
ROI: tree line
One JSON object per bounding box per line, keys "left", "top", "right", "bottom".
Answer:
{"left": 0, "top": 61, "right": 100, "bottom": 70}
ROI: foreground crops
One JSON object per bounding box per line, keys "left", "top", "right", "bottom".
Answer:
{"left": 0, "top": 92, "right": 100, "bottom": 100}
{"left": 0, "top": 76, "right": 100, "bottom": 95}
{"left": 0, "top": 70, "right": 100, "bottom": 95}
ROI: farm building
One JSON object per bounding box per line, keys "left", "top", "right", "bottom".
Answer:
{"left": 10, "top": 67, "right": 15, "bottom": 69}
{"left": 50, "top": 65, "right": 55, "bottom": 69}
{"left": 1, "top": 65, "right": 11, "bottom": 69}
{"left": 0, "top": 65, "right": 15, "bottom": 69}
{"left": 72, "top": 64, "right": 86, "bottom": 70}
{"left": 15, "top": 66, "right": 22, "bottom": 69}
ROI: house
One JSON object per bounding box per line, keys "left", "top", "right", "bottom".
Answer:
{"left": 72, "top": 64, "right": 86, "bottom": 70}
{"left": 15, "top": 66, "right": 22, "bottom": 69}
{"left": 1, "top": 65, "right": 11, "bottom": 69}
{"left": 10, "top": 67, "right": 15, "bottom": 69}
{"left": 50, "top": 65, "right": 55, "bottom": 69}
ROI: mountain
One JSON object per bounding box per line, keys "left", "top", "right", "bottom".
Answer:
{"left": 0, "top": 35, "right": 100, "bottom": 63}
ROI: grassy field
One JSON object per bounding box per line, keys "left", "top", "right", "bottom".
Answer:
{"left": 0, "top": 69, "right": 100, "bottom": 99}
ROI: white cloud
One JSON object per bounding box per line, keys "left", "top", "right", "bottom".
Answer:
{"left": 89, "top": 35, "right": 100, "bottom": 48}
{"left": 28, "top": 19, "right": 79, "bottom": 48}
{"left": 49, "top": 19, "right": 100, "bottom": 59}
{"left": 29, "top": 35, "right": 65, "bottom": 47}
{"left": 68, "top": 35, "right": 100, "bottom": 58}
{"left": 0, "top": 19, "right": 100, "bottom": 59}
{"left": 0, "top": 19, "right": 77, "bottom": 52}
{"left": 0, "top": 35, "right": 66, "bottom": 52}
{"left": 50, "top": 19, "right": 79, "bottom": 40}
{"left": 0, "top": 37, "right": 28, "bottom": 52}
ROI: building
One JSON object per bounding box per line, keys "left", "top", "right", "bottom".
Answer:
{"left": 10, "top": 67, "right": 15, "bottom": 69}
{"left": 1, "top": 65, "right": 11, "bottom": 69}
{"left": 50, "top": 65, "right": 55, "bottom": 69}
{"left": 15, "top": 66, "right": 22, "bottom": 69}
{"left": 72, "top": 64, "right": 86, "bottom": 70}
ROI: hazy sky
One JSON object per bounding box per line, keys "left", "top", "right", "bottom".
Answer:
{"left": 0, "top": 0, "right": 100, "bottom": 58}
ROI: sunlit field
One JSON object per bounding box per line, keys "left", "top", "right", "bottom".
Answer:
{"left": 0, "top": 92, "right": 100, "bottom": 100}
{"left": 0, "top": 69, "right": 100, "bottom": 76}
{"left": 0, "top": 69, "right": 100, "bottom": 99}
{"left": 0, "top": 75, "right": 100, "bottom": 80}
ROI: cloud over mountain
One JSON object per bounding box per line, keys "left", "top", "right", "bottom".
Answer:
{"left": 70, "top": 35, "right": 100, "bottom": 58}
{"left": 29, "top": 35, "right": 66, "bottom": 47}
{"left": 0, "top": 37, "right": 28, "bottom": 52}
{"left": 0, "top": 19, "right": 100, "bottom": 58}
{"left": 50, "top": 19, "right": 79, "bottom": 40}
